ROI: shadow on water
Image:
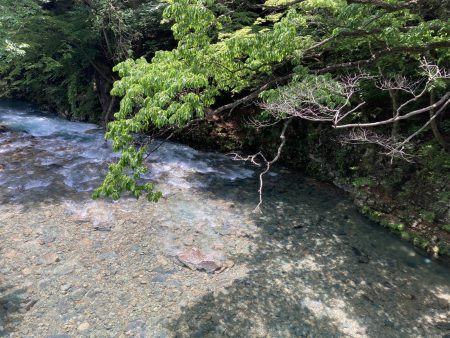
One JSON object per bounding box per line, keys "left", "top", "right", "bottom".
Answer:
{"left": 165, "top": 172, "right": 450, "bottom": 337}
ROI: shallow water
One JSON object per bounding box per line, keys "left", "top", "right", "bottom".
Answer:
{"left": 0, "top": 99, "right": 449, "bottom": 337}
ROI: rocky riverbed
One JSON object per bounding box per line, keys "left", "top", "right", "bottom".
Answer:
{"left": 0, "top": 100, "right": 449, "bottom": 337}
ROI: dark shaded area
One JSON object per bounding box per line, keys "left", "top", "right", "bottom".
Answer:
{"left": 0, "top": 287, "right": 33, "bottom": 336}
{"left": 166, "top": 173, "right": 450, "bottom": 337}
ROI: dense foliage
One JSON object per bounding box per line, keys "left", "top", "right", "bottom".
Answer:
{"left": 0, "top": 0, "right": 170, "bottom": 121}
{"left": 90, "top": 0, "right": 449, "bottom": 201}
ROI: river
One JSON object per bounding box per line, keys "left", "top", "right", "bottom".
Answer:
{"left": 0, "top": 99, "right": 449, "bottom": 337}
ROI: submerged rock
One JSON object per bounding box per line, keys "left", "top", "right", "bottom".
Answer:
{"left": 177, "top": 247, "right": 224, "bottom": 273}
{"left": 351, "top": 246, "right": 370, "bottom": 264}
{"left": 77, "top": 322, "right": 90, "bottom": 332}
{"left": 177, "top": 247, "right": 220, "bottom": 273}
{"left": 42, "top": 252, "right": 60, "bottom": 265}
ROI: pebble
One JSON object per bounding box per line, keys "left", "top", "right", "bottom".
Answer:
{"left": 77, "top": 322, "right": 90, "bottom": 331}
{"left": 61, "top": 284, "right": 72, "bottom": 292}
{"left": 70, "top": 288, "right": 86, "bottom": 301}
{"left": 42, "top": 252, "right": 60, "bottom": 265}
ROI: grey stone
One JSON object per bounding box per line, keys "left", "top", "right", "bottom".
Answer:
{"left": 38, "top": 279, "right": 52, "bottom": 290}
{"left": 56, "top": 299, "right": 72, "bottom": 314}
{"left": 60, "top": 284, "right": 72, "bottom": 292}
{"left": 69, "top": 288, "right": 86, "bottom": 301}
{"left": 436, "top": 322, "right": 450, "bottom": 331}
{"left": 53, "top": 264, "right": 74, "bottom": 275}
{"left": 98, "top": 252, "right": 118, "bottom": 261}
{"left": 40, "top": 227, "right": 57, "bottom": 245}
{"left": 126, "top": 320, "right": 147, "bottom": 337}
{"left": 152, "top": 274, "right": 169, "bottom": 283}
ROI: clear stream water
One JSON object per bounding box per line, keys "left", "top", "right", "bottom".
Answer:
{"left": 0, "top": 99, "right": 449, "bottom": 337}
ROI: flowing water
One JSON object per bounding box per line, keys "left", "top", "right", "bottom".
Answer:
{"left": 0, "top": 99, "right": 449, "bottom": 337}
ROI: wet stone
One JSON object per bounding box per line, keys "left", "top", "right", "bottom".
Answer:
{"left": 60, "top": 284, "right": 72, "bottom": 292}
{"left": 39, "top": 227, "right": 58, "bottom": 245}
{"left": 42, "top": 252, "right": 60, "bottom": 265}
{"left": 93, "top": 224, "right": 112, "bottom": 232}
{"left": 351, "top": 246, "right": 370, "bottom": 263}
{"left": 38, "top": 278, "right": 52, "bottom": 290}
{"left": 56, "top": 299, "right": 72, "bottom": 314}
{"left": 436, "top": 322, "right": 450, "bottom": 331}
{"left": 125, "top": 320, "right": 147, "bottom": 337}
{"left": 97, "top": 252, "right": 118, "bottom": 261}
{"left": 177, "top": 247, "right": 223, "bottom": 273}
{"left": 52, "top": 264, "right": 74, "bottom": 275}
{"left": 77, "top": 322, "right": 90, "bottom": 331}
{"left": 69, "top": 288, "right": 86, "bottom": 301}
{"left": 84, "top": 289, "right": 101, "bottom": 300}
{"left": 152, "top": 274, "right": 170, "bottom": 283}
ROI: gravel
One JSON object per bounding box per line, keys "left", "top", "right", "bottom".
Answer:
{"left": 0, "top": 107, "right": 449, "bottom": 337}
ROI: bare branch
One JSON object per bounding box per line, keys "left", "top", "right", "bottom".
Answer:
{"left": 336, "top": 91, "right": 450, "bottom": 129}
{"left": 388, "top": 99, "right": 450, "bottom": 154}
{"left": 261, "top": 73, "right": 371, "bottom": 124}
{"left": 245, "top": 115, "right": 287, "bottom": 129}
{"left": 342, "top": 96, "right": 449, "bottom": 161}
{"left": 230, "top": 118, "right": 292, "bottom": 212}
{"left": 341, "top": 129, "right": 413, "bottom": 161}
{"left": 261, "top": 60, "right": 449, "bottom": 161}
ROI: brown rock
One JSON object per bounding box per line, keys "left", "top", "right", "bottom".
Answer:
{"left": 43, "top": 252, "right": 60, "bottom": 265}
{"left": 216, "top": 260, "right": 235, "bottom": 274}
{"left": 177, "top": 247, "right": 222, "bottom": 273}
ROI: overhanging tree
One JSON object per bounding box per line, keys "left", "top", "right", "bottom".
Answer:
{"left": 86, "top": 0, "right": 449, "bottom": 202}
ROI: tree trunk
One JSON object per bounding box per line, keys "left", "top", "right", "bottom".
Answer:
{"left": 93, "top": 63, "right": 118, "bottom": 126}
{"left": 103, "top": 96, "right": 116, "bottom": 127}
{"left": 388, "top": 88, "right": 399, "bottom": 139}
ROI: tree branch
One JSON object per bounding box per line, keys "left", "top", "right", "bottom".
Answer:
{"left": 335, "top": 91, "right": 450, "bottom": 129}
{"left": 347, "top": 0, "right": 418, "bottom": 11}
{"left": 207, "top": 74, "right": 293, "bottom": 116}
{"left": 316, "top": 41, "right": 450, "bottom": 74}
